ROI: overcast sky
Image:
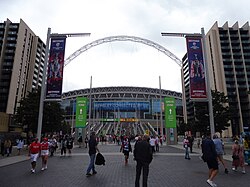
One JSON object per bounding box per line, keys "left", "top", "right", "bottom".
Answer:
{"left": 1, "top": 0, "right": 249, "bottom": 93}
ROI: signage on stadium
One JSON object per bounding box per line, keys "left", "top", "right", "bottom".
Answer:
{"left": 120, "top": 118, "right": 139, "bottom": 122}
{"left": 100, "top": 118, "right": 139, "bottom": 122}
{"left": 94, "top": 101, "right": 149, "bottom": 111}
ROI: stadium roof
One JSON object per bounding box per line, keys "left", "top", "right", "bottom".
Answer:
{"left": 62, "top": 86, "right": 182, "bottom": 101}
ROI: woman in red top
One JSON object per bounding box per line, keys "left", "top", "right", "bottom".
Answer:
{"left": 29, "top": 138, "right": 41, "bottom": 173}
{"left": 41, "top": 137, "right": 49, "bottom": 171}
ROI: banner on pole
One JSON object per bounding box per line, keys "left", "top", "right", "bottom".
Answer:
{"left": 164, "top": 97, "right": 176, "bottom": 128}
{"left": 186, "top": 36, "right": 207, "bottom": 100}
{"left": 45, "top": 37, "right": 66, "bottom": 100}
{"left": 76, "top": 97, "right": 88, "bottom": 128}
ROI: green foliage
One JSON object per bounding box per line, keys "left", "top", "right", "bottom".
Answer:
{"left": 212, "top": 90, "right": 231, "bottom": 133}
{"left": 13, "top": 90, "right": 65, "bottom": 134}
{"left": 192, "top": 90, "right": 231, "bottom": 135}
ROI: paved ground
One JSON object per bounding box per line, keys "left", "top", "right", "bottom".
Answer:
{"left": 0, "top": 143, "right": 249, "bottom": 187}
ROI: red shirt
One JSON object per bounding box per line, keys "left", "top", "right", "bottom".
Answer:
{"left": 41, "top": 142, "right": 49, "bottom": 150}
{"left": 29, "top": 142, "right": 41, "bottom": 154}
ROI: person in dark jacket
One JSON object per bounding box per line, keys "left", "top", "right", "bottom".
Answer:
{"left": 86, "top": 132, "right": 99, "bottom": 177}
{"left": 202, "top": 134, "right": 219, "bottom": 187}
{"left": 134, "top": 134, "right": 153, "bottom": 187}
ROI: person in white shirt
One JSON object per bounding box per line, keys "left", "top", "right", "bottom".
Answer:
{"left": 149, "top": 136, "right": 156, "bottom": 153}
{"left": 17, "top": 137, "right": 24, "bottom": 155}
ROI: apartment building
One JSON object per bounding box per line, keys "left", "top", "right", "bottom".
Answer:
{"left": 182, "top": 21, "right": 250, "bottom": 136}
{"left": 0, "top": 19, "right": 45, "bottom": 131}
{"left": 206, "top": 21, "right": 250, "bottom": 135}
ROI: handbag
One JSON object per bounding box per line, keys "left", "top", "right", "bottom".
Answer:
{"left": 232, "top": 155, "right": 239, "bottom": 160}
{"left": 232, "top": 147, "right": 240, "bottom": 160}
{"left": 95, "top": 152, "right": 105, "bottom": 165}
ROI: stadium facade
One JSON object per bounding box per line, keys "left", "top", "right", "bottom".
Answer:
{"left": 61, "top": 86, "right": 183, "bottom": 136}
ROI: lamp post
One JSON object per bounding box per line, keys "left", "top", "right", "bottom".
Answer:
{"left": 161, "top": 28, "right": 215, "bottom": 136}
{"left": 87, "top": 76, "right": 93, "bottom": 139}
{"left": 37, "top": 28, "right": 90, "bottom": 141}
{"left": 159, "top": 76, "right": 164, "bottom": 138}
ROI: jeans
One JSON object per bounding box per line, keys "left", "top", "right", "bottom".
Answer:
{"left": 135, "top": 160, "right": 149, "bottom": 187}
{"left": 87, "top": 154, "right": 96, "bottom": 173}
{"left": 185, "top": 146, "right": 190, "bottom": 159}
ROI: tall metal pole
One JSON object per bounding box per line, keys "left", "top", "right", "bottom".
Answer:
{"left": 159, "top": 76, "right": 164, "bottom": 138}
{"left": 37, "top": 30, "right": 90, "bottom": 142}
{"left": 71, "top": 98, "right": 74, "bottom": 136}
{"left": 88, "top": 76, "right": 93, "bottom": 139}
{"left": 201, "top": 28, "right": 215, "bottom": 135}
{"left": 161, "top": 30, "right": 215, "bottom": 135}
{"left": 37, "top": 28, "right": 51, "bottom": 141}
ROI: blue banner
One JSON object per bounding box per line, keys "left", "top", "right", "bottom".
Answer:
{"left": 46, "top": 37, "right": 66, "bottom": 100}
{"left": 186, "top": 37, "right": 207, "bottom": 100}
{"left": 94, "top": 101, "right": 149, "bottom": 111}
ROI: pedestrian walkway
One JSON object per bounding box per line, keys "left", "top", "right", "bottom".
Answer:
{"left": 170, "top": 142, "right": 234, "bottom": 162}
{"left": 0, "top": 143, "right": 248, "bottom": 187}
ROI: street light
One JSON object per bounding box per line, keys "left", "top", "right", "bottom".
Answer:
{"left": 161, "top": 28, "right": 215, "bottom": 136}
{"left": 37, "top": 28, "right": 90, "bottom": 141}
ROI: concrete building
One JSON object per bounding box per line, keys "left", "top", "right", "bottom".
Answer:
{"left": 182, "top": 21, "right": 250, "bottom": 136}
{"left": 0, "top": 19, "right": 45, "bottom": 131}
{"left": 206, "top": 21, "right": 250, "bottom": 136}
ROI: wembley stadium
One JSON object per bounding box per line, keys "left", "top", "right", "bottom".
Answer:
{"left": 61, "top": 86, "right": 183, "bottom": 138}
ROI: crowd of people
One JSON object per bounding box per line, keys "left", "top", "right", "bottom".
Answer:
{"left": 181, "top": 133, "right": 248, "bottom": 187}
{"left": 25, "top": 134, "right": 75, "bottom": 173}
{"left": 1, "top": 131, "right": 249, "bottom": 187}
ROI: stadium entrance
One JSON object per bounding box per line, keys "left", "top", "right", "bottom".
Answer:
{"left": 62, "top": 36, "right": 183, "bottom": 145}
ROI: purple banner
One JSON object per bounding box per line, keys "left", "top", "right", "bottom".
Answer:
{"left": 186, "top": 37, "right": 207, "bottom": 99}
{"left": 46, "top": 37, "right": 66, "bottom": 100}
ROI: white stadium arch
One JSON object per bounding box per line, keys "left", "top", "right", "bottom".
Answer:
{"left": 64, "top": 35, "right": 182, "bottom": 67}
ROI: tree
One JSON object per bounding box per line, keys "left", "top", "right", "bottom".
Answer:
{"left": 13, "top": 89, "right": 65, "bottom": 135}
{"left": 193, "top": 90, "right": 231, "bottom": 135}
{"left": 14, "top": 90, "right": 40, "bottom": 133}
{"left": 212, "top": 90, "right": 231, "bottom": 134}
{"left": 42, "top": 101, "right": 65, "bottom": 133}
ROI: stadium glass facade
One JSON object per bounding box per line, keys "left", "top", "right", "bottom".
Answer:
{"left": 61, "top": 86, "right": 183, "bottom": 136}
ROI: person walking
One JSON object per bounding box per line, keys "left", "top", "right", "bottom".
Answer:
{"left": 149, "top": 136, "right": 156, "bottom": 154}
{"left": 232, "top": 140, "right": 246, "bottom": 174}
{"left": 84, "top": 135, "right": 88, "bottom": 148}
{"left": 49, "top": 136, "right": 57, "bottom": 157}
{"left": 197, "top": 137, "right": 201, "bottom": 149}
{"left": 16, "top": 137, "right": 24, "bottom": 155}
{"left": 201, "top": 134, "right": 219, "bottom": 187}
{"left": 155, "top": 136, "right": 159, "bottom": 152}
{"left": 183, "top": 136, "right": 190, "bottom": 160}
{"left": 4, "top": 138, "right": 12, "bottom": 157}
{"left": 28, "top": 138, "right": 41, "bottom": 173}
{"left": 0, "top": 139, "right": 4, "bottom": 156}
{"left": 60, "top": 135, "right": 67, "bottom": 156}
{"left": 40, "top": 137, "right": 49, "bottom": 171}
{"left": 120, "top": 137, "right": 132, "bottom": 165}
{"left": 78, "top": 135, "right": 83, "bottom": 148}
{"left": 134, "top": 134, "right": 153, "bottom": 187}
{"left": 86, "top": 132, "right": 99, "bottom": 177}
{"left": 212, "top": 134, "right": 229, "bottom": 174}
{"left": 66, "top": 136, "right": 74, "bottom": 156}
{"left": 188, "top": 135, "right": 194, "bottom": 153}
